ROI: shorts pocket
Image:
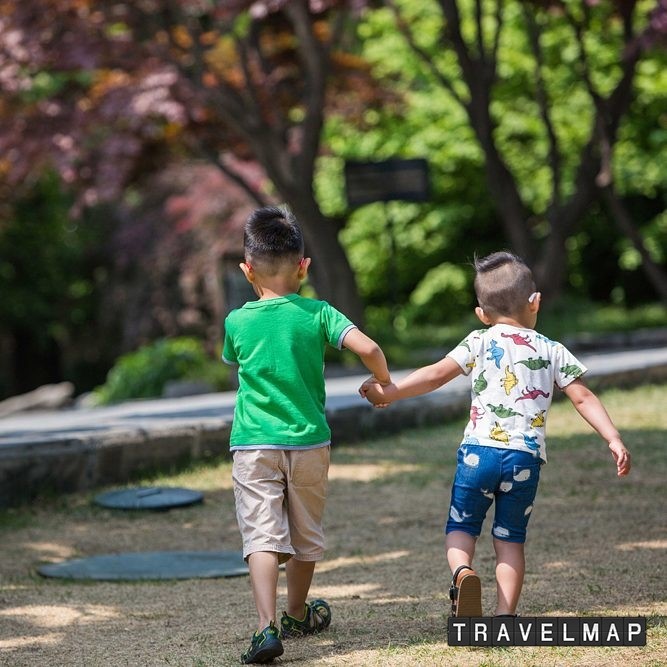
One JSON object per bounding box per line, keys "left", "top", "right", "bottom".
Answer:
{"left": 290, "top": 448, "right": 330, "bottom": 487}
{"left": 233, "top": 450, "right": 281, "bottom": 484}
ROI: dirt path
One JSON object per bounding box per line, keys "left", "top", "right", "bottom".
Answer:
{"left": 1, "top": 385, "right": 666, "bottom": 666}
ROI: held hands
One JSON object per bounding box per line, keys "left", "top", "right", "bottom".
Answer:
{"left": 608, "top": 437, "right": 631, "bottom": 476}
{"left": 358, "top": 376, "right": 394, "bottom": 408}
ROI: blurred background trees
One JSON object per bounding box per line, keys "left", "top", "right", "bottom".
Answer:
{"left": 0, "top": 0, "right": 665, "bottom": 401}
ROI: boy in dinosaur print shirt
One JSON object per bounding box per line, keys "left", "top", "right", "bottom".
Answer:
{"left": 360, "top": 251, "right": 631, "bottom": 618}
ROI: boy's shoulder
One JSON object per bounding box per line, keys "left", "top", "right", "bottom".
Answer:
{"left": 457, "top": 325, "right": 567, "bottom": 349}
{"left": 224, "top": 295, "right": 338, "bottom": 323}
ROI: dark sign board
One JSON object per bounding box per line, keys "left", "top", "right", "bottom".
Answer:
{"left": 344, "top": 158, "right": 430, "bottom": 207}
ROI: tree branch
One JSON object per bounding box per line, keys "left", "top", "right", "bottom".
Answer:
{"left": 475, "top": 0, "right": 485, "bottom": 64}
{"left": 524, "top": 8, "right": 562, "bottom": 207}
{"left": 386, "top": 0, "right": 465, "bottom": 107}
{"left": 439, "top": 0, "right": 477, "bottom": 87}
{"left": 560, "top": 3, "right": 641, "bottom": 217}
{"left": 562, "top": 4, "right": 600, "bottom": 105}
{"left": 490, "top": 0, "right": 503, "bottom": 74}
{"left": 600, "top": 183, "right": 667, "bottom": 305}
{"left": 233, "top": 33, "right": 267, "bottom": 132}
{"left": 284, "top": 0, "right": 328, "bottom": 186}
{"left": 199, "top": 143, "right": 269, "bottom": 207}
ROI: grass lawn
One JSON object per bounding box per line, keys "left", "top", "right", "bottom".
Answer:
{"left": 1, "top": 383, "right": 665, "bottom": 666}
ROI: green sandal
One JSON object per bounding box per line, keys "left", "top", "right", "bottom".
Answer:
{"left": 241, "top": 621, "right": 284, "bottom": 664}
{"left": 280, "top": 599, "right": 332, "bottom": 638}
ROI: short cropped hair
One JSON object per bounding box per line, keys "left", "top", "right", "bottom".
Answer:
{"left": 243, "top": 205, "right": 304, "bottom": 273}
{"left": 473, "top": 251, "right": 536, "bottom": 317}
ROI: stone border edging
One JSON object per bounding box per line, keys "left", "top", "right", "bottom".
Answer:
{"left": 2, "top": 356, "right": 667, "bottom": 508}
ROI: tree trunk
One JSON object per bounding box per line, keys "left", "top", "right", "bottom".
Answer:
{"left": 287, "top": 195, "right": 365, "bottom": 326}
{"left": 600, "top": 185, "right": 667, "bottom": 306}
{"left": 480, "top": 140, "right": 534, "bottom": 262}
{"left": 533, "top": 229, "right": 570, "bottom": 302}
{"left": 534, "top": 140, "right": 603, "bottom": 300}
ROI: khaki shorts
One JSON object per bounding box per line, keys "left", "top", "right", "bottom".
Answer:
{"left": 232, "top": 446, "right": 330, "bottom": 564}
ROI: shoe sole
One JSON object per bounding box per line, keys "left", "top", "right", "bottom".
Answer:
{"left": 242, "top": 640, "right": 284, "bottom": 664}
{"left": 455, "top": 573, "right": 482, "bottom": 617}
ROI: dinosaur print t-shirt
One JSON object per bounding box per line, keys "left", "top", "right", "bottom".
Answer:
{"left": 447, "top": 324, "right": 586, "bottom": 463}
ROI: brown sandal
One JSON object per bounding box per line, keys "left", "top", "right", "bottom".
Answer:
{"left": 449, "top": 565, "right": 482, "bottom": 617}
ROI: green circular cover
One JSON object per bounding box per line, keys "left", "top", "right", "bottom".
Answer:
{"left": 37, "top": 550, "right": 248, "bottom": 580}
{"left": 94, "top": 487, "right": 204, "bottom": 510}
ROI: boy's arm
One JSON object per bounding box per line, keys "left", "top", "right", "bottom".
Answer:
{"left": 342, "top": 328, "right": 391, "bottom": 385}
{"left": 362, "top": 356, "right": 463, "bottom": 406}
{"left": 561, "top": 378, "right": 631, "bottom": 476}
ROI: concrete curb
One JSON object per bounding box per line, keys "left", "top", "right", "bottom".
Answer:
{"left": 2, "top": 347, "right": 667, "bottom": 508}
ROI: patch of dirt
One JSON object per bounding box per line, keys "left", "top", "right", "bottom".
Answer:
{"left": 1, "top": 394, "right": 666, "bottom": 665}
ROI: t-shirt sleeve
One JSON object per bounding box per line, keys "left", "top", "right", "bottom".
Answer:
{"left": 320, "top": 302, "right": 356, "bottom": 350}
{"left": 222, "top": 319, "right": 238, "bottom": 365}
{"left": 552, "top": 344, "right": 587, "bottom": 388}
{"left": 446, "top": 331, "right": 483, "bottom": 376}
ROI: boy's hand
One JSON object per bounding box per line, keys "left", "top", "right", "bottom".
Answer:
{"left": 608, "top": 437, "right": 631, "bottom": 476}
{"left": 358, "top": 377, "right": 393, "bottom": 408}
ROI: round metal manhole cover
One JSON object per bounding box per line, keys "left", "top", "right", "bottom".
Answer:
{"left": 37, "top": 550, "right": 248, "bottom": 580}
{"left": 93, "top": 487, "right": 204, "bottom": 510}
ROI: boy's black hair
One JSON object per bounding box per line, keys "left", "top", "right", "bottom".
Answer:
{"left": 244, "top": 206, "right": 304, "bottom": 270}
{"left": 473, "top": 251, "right": 536, "bottom": 317}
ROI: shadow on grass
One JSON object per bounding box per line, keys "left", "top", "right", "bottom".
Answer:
{"left": 0, "top": 385, "right": 665, "bottom": 665}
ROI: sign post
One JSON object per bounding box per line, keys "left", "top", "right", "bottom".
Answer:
{"left": 344, "top": 159, "right": 430, "bottom": 312}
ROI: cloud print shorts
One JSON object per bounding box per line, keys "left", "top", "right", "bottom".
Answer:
{"left": 445, "top": 444, "right": 542, "bottom": 543}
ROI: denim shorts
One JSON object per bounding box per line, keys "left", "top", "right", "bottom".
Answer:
{"left": 445, "top": 444, "right": 542, "bottom": 543}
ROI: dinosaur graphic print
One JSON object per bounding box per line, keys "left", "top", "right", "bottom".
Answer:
{"left": 447, "top": 322, "right": 586, "bottom": 463}
{"left": 500, "top": 331, "right": 537, "bottom": 352}
{"left": 473, "top": 370, "right": 488, "bottom": 395}
{"left": 500, "top": 366, "right": 518, "bottom": 395}
{"left": 487, "top": 403, "right": 523, "bottom": 418}
{"left": 515, "top": 387, "right": 551, "bottom": 403}
{"left": 560, "top": 363, "right": 584, "bottom": 378}
{"left": 470, "top": 405, "right": 485, "bottom": 429}
{"left": 486, "top": 339, "right": 505, "bottom": 369}
{"left": 516, "top": 357, "right": 551, "bottom": 370}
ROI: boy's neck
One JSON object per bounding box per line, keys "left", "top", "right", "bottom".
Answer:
{"left": 252, "top": 277, "right": 300, "bottom": 301}
{"left": 489, "top": 315, "right": 534, "bottom": 329}
{"left": 241, "top": 256, "right": 310, "bottom": 301}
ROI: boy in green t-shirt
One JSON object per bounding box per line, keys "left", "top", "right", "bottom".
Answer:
{"left": 223, "top": 205, "right": 391, "bottom": 664}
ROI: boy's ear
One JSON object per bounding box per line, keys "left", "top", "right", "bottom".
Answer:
{"left": 528, "top": 291, "right": 541, "bottom": 314}
{"left": 298, "top": 257, "right": 311, "bottom": 279}
{"left": 475, "top": 306, "right": 492, "bottom": 325}
{"left": 239, "top": 262, "right": 254, "bottom": 284}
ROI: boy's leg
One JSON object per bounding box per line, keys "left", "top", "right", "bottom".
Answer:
{"left": 280, "top": 447, "right": 332, "bottom": 637}
{"left": 493, "top": 539, "right": 524, "bottom": 616}
{"left": 446, "top": 530, "right": 477, "bottom": 572}
{"left": 446, "top": 530, "right": 482, "bottom": 616}
{"left": 491, "top": 450, "right": 540, "bottom": 615}
{"left": 232, "top": 448, "right": 294, "bottom": 649}
{"left": 285, "top": 558, "right": 316, "bottom": 618}
{"left": 445, "top": 445, "right": 501, "bottom": 617}
{"left": 248, "top": 551, "right": 280, "bottom": 631}
{"left": 281, "top": 557, "right": 331, "bottom": 637}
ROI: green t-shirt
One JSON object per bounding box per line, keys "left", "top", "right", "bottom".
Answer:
{"left": 222, "top": 293, "right": 356, "bottom": 449}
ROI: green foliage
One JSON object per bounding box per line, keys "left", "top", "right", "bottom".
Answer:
{"left": 92, "top": 337, "right": 230, "bottom": 405}
{"left": 0, "top": 172, "right": 80, "bottom": 333}
{"left": 538, "top": 300, "right": 667, "bottom": 343}
{"left": 406, "top": 262, "right": 471, "bottom": 322}
{"left": 317, "top": 0, "right": 667, "bottom": 326}
{"left": 0, "top": 171, "right": 114, "bottom": 397}
{"left": 361, "top": 299, "right": 667, "bottom": 371}
{"left": 21, "top": 70, "right": 93, "bottom": 103}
